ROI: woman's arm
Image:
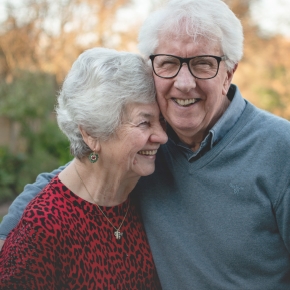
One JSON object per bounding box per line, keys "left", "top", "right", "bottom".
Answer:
{"left": 0, "top": 162, "right": 71, "bottom": 245}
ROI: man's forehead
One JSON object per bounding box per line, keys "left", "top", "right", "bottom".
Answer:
{"left": 155, "top": 33, "right": 221, "bottom": 55}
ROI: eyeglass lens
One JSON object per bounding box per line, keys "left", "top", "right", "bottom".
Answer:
{"left": 153, "top": 55, "right": 220, "bottom": 79}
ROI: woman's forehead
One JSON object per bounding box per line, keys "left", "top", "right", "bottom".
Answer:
{"left": 123, "top": 102, "right": 160, "bottom": 119}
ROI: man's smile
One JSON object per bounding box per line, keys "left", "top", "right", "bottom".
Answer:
{"left": 172, "top": 98, "right": 199, "bottom": 107}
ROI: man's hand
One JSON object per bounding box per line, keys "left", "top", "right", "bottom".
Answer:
{"left": 0, "top": 239, "right": 5, "bottom": 251}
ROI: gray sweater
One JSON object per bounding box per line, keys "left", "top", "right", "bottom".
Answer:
{"left": 1, "top": 86, "right": 290, "bottom": 289}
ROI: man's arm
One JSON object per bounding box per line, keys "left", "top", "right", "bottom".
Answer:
{"left": 0, "top": 162, "right": 71, "bottom": 243}
{"left": 276, "top": 181, "right": 290, "bottom": 254}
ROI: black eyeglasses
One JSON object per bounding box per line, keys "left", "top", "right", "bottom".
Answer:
{"left": 149, "top": 54, "right": 228, "bottom": 79}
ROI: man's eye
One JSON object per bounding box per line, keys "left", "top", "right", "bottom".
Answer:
{"left": 162, "top": 60, "right": 176, "bottom": 65}
{"left": 160, "top": 60, "right": 178, "bottom": 67}
{"left": 194, "top": 61, "right": 211, "bottom": 66}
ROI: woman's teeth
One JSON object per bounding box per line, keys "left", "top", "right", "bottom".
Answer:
{"left": 138, "top": 150, "right": 157, "bottom": 155}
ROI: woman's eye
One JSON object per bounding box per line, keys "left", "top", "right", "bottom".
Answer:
{"left": 139, "top": 121, "right": 149, "bottom": 126}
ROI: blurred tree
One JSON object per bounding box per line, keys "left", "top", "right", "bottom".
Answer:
{"left": 0, "top": 70, "right": 71, "bottom": 201}
{"left": 0, "top": 0, "right": 135, "bottom": 200}
{"left": 224, "top": 0, "right": 290, "bottom": 120}
{"left": 0, "top": 0, "right": 134, "bottom": 82}
{"left": 235, "top": 34, "right": 290, "bottom": 119}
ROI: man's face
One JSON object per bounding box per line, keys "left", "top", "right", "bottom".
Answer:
{"left": 153, "top": 33, "right": 235, "bottom": 149}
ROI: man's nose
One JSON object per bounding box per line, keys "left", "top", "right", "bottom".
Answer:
{"left": 174, "top": 64, "right": 196, "bottom": 92}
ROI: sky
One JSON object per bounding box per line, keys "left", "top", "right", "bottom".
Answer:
{"left": 250, "top": 0, "right": 290, "bottom": 37}
{"left": 118, "top": 0, "right": 290, "bottom": 38}
{"left": 0, "top": 0, "right": 289, "bottom": 37}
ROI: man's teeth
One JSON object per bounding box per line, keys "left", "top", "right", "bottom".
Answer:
{"left": 174, "top": 98, "right": 197, "bottom": 106}
{"left": 138, "top": 150, "right": 157, "bottom": 155}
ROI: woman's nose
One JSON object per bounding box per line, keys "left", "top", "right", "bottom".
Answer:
{"left": 150, "top": 124, "right": 168, "bottom": 144}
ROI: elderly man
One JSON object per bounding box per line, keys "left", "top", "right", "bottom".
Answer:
{"left": 1, "top": 0, "right": 290, "bottom": 289}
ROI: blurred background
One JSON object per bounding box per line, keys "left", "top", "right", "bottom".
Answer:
{"left": 0, "top": 0, "right": 289, "bottom": 209}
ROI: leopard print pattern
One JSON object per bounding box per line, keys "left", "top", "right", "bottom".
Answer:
{"left": 0, "top": 176, "right": 162, "bottom": 290}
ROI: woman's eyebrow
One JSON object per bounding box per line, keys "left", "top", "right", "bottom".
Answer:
{"left": 138, "top": 112, "right": 153, "bottom": 119}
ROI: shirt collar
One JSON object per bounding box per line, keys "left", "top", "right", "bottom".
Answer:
{"left": 209, "top": 84, "right": 246, "bottom": 148}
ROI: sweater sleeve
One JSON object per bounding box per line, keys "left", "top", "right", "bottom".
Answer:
{"left": 0, "top": 162, "right": 71, "bottom": 239}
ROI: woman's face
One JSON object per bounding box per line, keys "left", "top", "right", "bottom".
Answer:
{"left": 99, "top": 102, "right": 168, "bottom": 179}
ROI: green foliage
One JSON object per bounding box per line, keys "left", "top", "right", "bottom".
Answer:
{"left": 257, "top": 87, "right": 285, "bottom": 112}
{"left": 0, "top": 70, "right": 72, "bottom": 202}
{"left": 0, "top": 147, "right": 26, "bottom": 202}
{"left": 0, "top": 70, "right": 56, "bottom": 120}
{"left": 269, "top": 66, "right": 287, "bottom": 79}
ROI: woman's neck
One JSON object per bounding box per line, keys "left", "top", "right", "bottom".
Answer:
{"left": 59, "top": 158, "right": 139, "bottom": 206}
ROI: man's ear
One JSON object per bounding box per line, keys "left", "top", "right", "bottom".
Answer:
{"left": 79, "top": 126, "right": 100, "bottom": 152}
{"left": 222, "top": 63, "right": 238, "bottom": 95}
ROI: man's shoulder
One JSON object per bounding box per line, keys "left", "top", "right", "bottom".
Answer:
{"left": 242, "top": 101, "right": 289, "bottom": 130}
{"left": 251, "top": 104, "right": 290, "bottom": 136}
{"left": 236, "top": 103, "right": 290, "bottom": 159}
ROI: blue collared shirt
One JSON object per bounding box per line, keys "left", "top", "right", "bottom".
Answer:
{"left": 167, "top": 84, "right": 246, "bottom": 160}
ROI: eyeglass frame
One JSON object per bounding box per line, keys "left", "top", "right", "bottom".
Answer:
{"left": 149, "top": 54, "right": 228, "bottom": 80}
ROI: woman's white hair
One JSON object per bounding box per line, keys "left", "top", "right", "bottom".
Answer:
{"left": 138, "top": 0, "right": 244, "bottom": 70}
{"left": 56, "top": 47, "right": 156, "bottom": 159}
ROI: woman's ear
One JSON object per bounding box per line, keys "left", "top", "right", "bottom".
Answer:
{"left": 79, "top": 126, "right": 100, "bottom": 152}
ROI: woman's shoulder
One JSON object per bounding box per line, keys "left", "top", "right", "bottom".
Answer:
{"left": 21, "top": 176, "right": 68, "bottom": 227}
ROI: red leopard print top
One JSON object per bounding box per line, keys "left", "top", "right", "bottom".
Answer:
{"left": 0, "top": 176, "right": 161, "bottom": 290}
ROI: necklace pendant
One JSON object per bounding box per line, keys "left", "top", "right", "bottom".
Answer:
{"left": 114, "top": 230, "right": 123, "bottom": 239}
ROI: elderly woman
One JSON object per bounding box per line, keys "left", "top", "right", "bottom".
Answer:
{"left": 0, "top": 48, "right": 167, "bottom": 289}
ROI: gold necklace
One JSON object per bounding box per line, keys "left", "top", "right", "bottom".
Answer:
{"left": 74, "top": 163, "right": 130, "bottom": 240}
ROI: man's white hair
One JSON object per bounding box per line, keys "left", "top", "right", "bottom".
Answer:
{"left": 138, "top": 0, "right": 244, "bottom": 70}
